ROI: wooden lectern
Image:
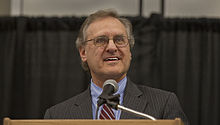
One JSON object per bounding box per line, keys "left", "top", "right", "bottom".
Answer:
{"left": 4, "top": 117, "right": 184, "bottom": 125}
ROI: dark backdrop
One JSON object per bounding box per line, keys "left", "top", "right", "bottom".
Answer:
{"left": 0, "top": 15, "right": 219, "bottom": 125}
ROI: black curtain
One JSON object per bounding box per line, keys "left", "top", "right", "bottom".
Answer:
{"left": 0, "top": 15, "right": 219, "bottom": 125}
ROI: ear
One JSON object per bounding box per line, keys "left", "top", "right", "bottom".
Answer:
{"left": 79, "top": 46, "right": 87, "bottom": 62}
{"left": 129, "top": 51, "right": 132, "bottom": 61}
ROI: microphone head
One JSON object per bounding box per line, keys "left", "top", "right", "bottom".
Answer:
{"left": 103, "top": 79, "right": 118, "bottom": 93}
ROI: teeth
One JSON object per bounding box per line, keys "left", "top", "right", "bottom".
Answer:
{"left": 105, "top": 57, "right": 119, "bottom": 61}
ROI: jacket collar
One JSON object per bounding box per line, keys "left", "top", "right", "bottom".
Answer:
{"left": 73, "top": 86, "right": 93, "bottom": 119}
{"left": 120, "top": 78, "right": 149, "bottom": 119}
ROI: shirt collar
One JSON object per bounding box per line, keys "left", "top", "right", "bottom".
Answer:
{"left": 90, "top": 76, "right": 127, "bottom": 100}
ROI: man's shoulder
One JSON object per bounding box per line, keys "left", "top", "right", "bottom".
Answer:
{"left": 138, "top": 83, "right": 173, "bottom": 95}
{"left": 44, "top": 88, "right": 91, "bottom": 119}
{"left": 46, "top": 88, "right": 90, "bottom": 112}
{"left": 128, "top": 80, "right": 175, "bottom": 100}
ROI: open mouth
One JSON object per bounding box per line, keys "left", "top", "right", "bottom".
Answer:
{"left": 104, "top": 57, "right": 120, "bottom": 61}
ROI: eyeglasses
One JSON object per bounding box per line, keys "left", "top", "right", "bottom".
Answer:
{"left": 85, "top": 35, "right": 129, "bottom": 48}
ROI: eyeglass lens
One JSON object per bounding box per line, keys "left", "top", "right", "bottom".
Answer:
{"left": 94, "top": 35, "right": 127, "bottom": 47}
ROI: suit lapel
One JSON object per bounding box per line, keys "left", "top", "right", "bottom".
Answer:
{"left": 120, "top": 79, "right": 149, "bottom": 119}
{"left": 71, "top": 87, "right": 93, "bottom": 119}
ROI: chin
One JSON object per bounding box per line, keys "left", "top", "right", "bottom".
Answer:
{"left": 105, "top": 67, "right": 121, "bottom": 72}
{"left": 105, "top": 70, "right": 121, "bottom": 75}
{"left": 104, "top": 70, "right": 125, "bottom": 78}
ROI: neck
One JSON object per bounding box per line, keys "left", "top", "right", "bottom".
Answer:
{"left": 91, "top": 74, "right": 126, "bottom": 88}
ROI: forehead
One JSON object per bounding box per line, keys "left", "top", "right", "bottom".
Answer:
{"left": 86, "top": 17, "right": 127, "bottom": 38}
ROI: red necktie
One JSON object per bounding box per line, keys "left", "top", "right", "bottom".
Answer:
{"left": 99, "top": 104, "right": 115, "bottom": 119}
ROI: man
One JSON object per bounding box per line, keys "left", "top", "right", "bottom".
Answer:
{"left": 44, "top": 9, "right": 189, "bottom": 125}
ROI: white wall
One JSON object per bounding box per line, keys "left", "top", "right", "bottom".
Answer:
{"left": 0, "top": 0, "right": 10, "bottom": 15}
{"left": 166, "top": 0, "right": 220, "bottom": 18}
{"left": 10, "top": 0, "right": 220, "bottom": 18}
{"left": 22, "top": 0, "right": 140, "bottom": 16}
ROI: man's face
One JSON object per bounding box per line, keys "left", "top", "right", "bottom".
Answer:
{"left": 79, "top": 17, "right": 132, "bottom": 86}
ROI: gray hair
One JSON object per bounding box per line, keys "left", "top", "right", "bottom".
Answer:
{"left": 76, "top": 9, "right": 135, "bottom": 71}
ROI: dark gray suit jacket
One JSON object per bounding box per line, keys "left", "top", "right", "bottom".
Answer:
{"left": 44, "top": 79, "right": 189, "bottom": 125}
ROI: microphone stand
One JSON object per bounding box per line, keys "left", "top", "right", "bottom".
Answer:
{"left": 107, "top": 100, "right": 156, "bottom": 120}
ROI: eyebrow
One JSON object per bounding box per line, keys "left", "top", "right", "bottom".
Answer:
{"left": 96, "top": 34, "right": 125, "bottom": 38}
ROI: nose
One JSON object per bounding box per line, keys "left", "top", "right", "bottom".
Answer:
{"left": 106, "top": 39, "right": 118, "bottom": 53}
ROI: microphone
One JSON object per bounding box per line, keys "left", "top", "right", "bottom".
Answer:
{"left": 97, "top": 79, "right": 118, "bottom": 107}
